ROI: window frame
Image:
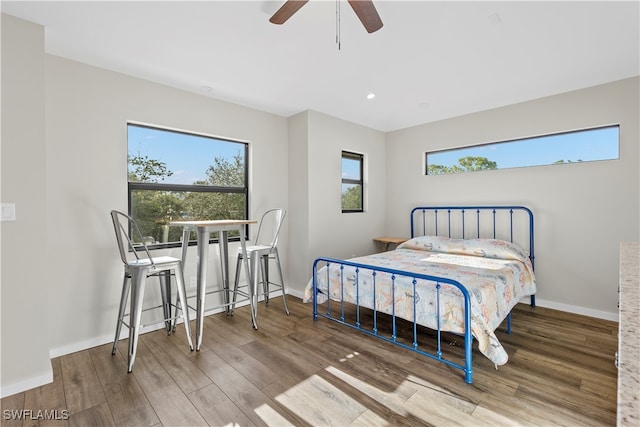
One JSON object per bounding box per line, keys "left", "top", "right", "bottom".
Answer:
{"left": 341, "top": 150, "right": 364, "bottom": 213}
{"left": 425, "top": 124, "right": 620, "bottom": 175}
{"left": 127, "top": 123, "right": 250, "bottom": 249}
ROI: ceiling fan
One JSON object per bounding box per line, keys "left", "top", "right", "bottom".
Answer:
{"left": 270, "top": 0, "right": 383, "bottom": 33}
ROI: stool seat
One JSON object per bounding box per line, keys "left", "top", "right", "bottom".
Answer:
{"left": 126, "top": 256, "right": 180, "bottom": 268}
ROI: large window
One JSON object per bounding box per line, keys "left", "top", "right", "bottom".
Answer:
{"left": 127, "top": 123, "right": 248, "bottom": 248}
{"left": 341, "top": 151, "right": 364, "bottom": 213}
{"left": 426, "top": 125, "right": 620, "bottom": 175}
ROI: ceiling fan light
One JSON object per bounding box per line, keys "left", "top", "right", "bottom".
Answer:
{"left": 367, "top": 93, "right": 376, "bottom": 100}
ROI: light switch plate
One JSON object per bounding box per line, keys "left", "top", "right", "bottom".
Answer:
{"left": 1, "top": 203, "right": 16, "bottom": 221}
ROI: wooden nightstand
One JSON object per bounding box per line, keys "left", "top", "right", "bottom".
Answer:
{"left": 373, "top": 237, "right": 407, "bottom": 252}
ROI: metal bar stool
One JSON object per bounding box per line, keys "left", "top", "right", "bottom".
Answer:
{"left": 232, "top": 208, "right": 289, "bottom": 324}
{"left": 110, "top": 210, "right": 194, "bottom": 372}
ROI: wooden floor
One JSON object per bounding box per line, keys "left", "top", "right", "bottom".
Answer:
{"left": 2, "top": 296, "right": 618, "bottom": 426}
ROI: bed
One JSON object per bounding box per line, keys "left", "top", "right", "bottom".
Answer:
{"left": 304, "top": 206, "right": 536, "bottom": 384}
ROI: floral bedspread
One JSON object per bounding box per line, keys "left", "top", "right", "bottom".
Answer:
{"left": 304, "top": 236, "right": 536, "bottom": 365}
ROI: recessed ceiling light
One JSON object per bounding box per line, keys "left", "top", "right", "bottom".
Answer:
{"left": 366, "top": 93, "right": 376, "bottom": 100}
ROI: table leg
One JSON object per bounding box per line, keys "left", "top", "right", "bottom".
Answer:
{"left": 180, "top": 229, "right": 190, "bottom": 264}
{"left": 196, "top": 228, "right": 209, "bottom": 351}
{"left": 238, "top": 226, "right": 256, "bottom": 329}
{"left": 218, "top": 230, "right": 230, "bottom": 315}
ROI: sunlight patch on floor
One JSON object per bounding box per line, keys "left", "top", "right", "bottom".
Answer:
{"left": 273, "top": 373, "right": 387, "bottom": 426}
{"left": 253, "top": 403, "right": 296, "bottom": 427}
{"left": 266, "top": 348, "right": 521, "bottom": 426}
{"left": 339, "top": 351, "right": 360, "bottom": 362}
{"left": 327, "top": 366, "right": 521, "bottom": 426}
{"left": 325, "top": 365, "right": 417, "bottom": 416}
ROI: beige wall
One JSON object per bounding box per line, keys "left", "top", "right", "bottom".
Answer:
{"left": 2, "top": 13, "right": 290, "bottom": 396}
{"left": 306, "top": 111, "right": 387, "bottom": 261}
{"left": 286, "top": 110, "right": 387, "bottom": 297}
{"left": 1, "top": 14, "right": 53, "bottom": 396}
{"left": 43, "top": 53, "right": 290, "bottom": 358}
{"left": 386, "top": 77, "right": 640, "bottom": 319}
{"left": 286, "top": 111, "right": 311, "bottom": 290}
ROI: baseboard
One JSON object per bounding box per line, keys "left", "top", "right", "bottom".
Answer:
{"left": 1, "top": 370, "right": 53, "bottom": 399}
{"left": 49, "top": 322, "right": 171, "bottom": 359}
{"left": 532, "top": 298, "right": 618, "bottom": 322}
{"left": 49, "top": 298, "right": 255, "bottom": 359}
{"left": 8, "top": 293, "right": 294, "bottom": 398}
{"left": 297, "top": 289, "right": 618, "bottom": 322}
{"left": 47, "top": 291, "right": 616, "bottom": 368}
{"left": 287, "top": 288, "right": 305, "bottom": 300}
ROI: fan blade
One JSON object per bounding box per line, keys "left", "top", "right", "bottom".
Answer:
{"left": 269, "top": 0, "right": 310, "bottom": 25}
{"left": 347, "top": 0, "right": 383, "bottom": 33}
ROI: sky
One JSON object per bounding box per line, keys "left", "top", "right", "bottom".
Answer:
{"left": 427, "top": 125, "right": 619, "bottom": 171}
{"left": 128, "top": 124, "right": 245, "bottom": 185}
{"left": 342, "top": 157, "right": 361, "bottom": 180}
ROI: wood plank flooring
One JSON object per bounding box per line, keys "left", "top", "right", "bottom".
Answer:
{"left": 1, "top": 296, "right": 618, "bottom": 426}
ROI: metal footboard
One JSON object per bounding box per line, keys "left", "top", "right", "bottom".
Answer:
{"left": 312, "top": 257, "right": 475, "bottom": 384}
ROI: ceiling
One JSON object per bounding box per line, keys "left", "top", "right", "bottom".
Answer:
{"left": 2, "top": 1, "right": 639, "bottom": 132}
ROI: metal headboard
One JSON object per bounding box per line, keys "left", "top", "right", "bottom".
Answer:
{"left": 410, "top": 206, "right": 535, "bottom": 271}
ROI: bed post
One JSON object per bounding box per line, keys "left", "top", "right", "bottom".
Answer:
{"left": 527, "top": 207, "right": 536, "bottom": 307}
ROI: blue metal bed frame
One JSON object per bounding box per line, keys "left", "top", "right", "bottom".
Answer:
{"left": 312, "top": 206, "right": 535, "bottom": 384}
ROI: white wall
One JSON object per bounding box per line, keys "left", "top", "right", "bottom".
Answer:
{"left": 307, "top": 111, "right": 387, "bottom": 259}
{"left": 43, "top": 54, "right": 289, "bottom": 357}
{"left": 385, "top": 77, "right": 640, "bottom": 319}
{"left": 1, "top": 13, "right": 290, "bottom": 396}
{"left": 1, "top": 13, "right": 53, "bottom": 398}
{"left": 286, "top": 111, "right": 311, "bottom": 291}
{"left": 286, "top": 110, "right": 387, "bottom": 298}
{"left": 2, "top": 11, "right": 637, "bottom": 398}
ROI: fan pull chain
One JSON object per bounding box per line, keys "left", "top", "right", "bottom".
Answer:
{"left": 336, "top": 0, "right": 341, "bottom": 50}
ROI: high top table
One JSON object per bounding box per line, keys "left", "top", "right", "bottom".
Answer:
{"left": 169, "top": 219, "right": 257, "bottom": 350}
